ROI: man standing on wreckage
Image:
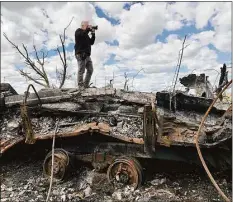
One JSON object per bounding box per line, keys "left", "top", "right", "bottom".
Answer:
{"left": 74, "top": 21, "right": 97, "bottom": 89}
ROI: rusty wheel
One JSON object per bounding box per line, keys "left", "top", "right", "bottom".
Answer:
{"left": 107, "top": 156, "right": 143, "bottom": 189}
{"left": 43, "top": 148, "right": 70, "bottom": 181}
{"left": 121, "top": 156, "right": 144, "bottom": 185}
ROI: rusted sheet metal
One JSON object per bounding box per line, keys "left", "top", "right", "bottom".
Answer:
{"left": 0, "top": 137, "right": 25, "bottom": 154}
{"left": 1, "top": 139, "right": 10, "bottom": 147}
{"left": 35, "top": 122, "right": 144, "bottom": 144}
{"left": 167, "top": 128, "right": 197, "bottom": 145}
{"left": 159, "top": 124, "right": 205, "bottom": 147}
{"left": 0, "top": 122, "right": 144, "bottom": 154}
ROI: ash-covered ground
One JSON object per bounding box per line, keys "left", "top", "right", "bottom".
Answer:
{"left": 1, "top": 87, "right": 232, "bottom": 202}
{"left": 1, "top": 153, "right": 232, "bottom": 202}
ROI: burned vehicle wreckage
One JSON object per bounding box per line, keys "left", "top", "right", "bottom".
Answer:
{"left": 0, "top": 72, "right": 232, "bottom": 190}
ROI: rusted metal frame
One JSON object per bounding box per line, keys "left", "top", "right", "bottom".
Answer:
{"left": 35, "top": 122, "right": 144, "bottom": 144}
{"left": 41, "top": 110, "right": 142, "bottom": 119}
{"left": 143, "top": 105, "right": 154, "bottom": 153}
{"left": 195, "top": 80, "right": 232, "bottom": 202}
{"left": 152, "top": 110, "right": 160, "bottom": 151}
{"left": 154, "top": 115, "right": 172, "bottom": 147}
{"left": 151, "top": 101, "right": 173, "bottom": 148}
{"left": 76, "top": 153, "right": 114, "bottom": 165}
{"left": 156, "top": 115, "right": 164, "bottom": 145}
{"left": 70, "top": 142, "right": 147, "bottom": 160}
{"left": 24, "top": 84, "right": 42, "bottom": 106}
{"left": 216, "top": 103, "right": 232, "bottom": 126}
{"left": 93, "top": 152, "right": 107, "bottom": 163}
{"left": 0, "top": 139, "right": 12, "bottom": 147}
{"left": 92, "top": 152, "right": 109, "bottom": 171}
{"left": 108, "top": 133, "right": 144, "bottom": 144}
{"left": 0, "top": 137, "right": 25, "bottom": 154}
{"left": 20, "top": 84, "right": 42, "bottom": 144}
{"left": 20, "top": 104, "right": 35, "bottom": 144}
{"left": 151, "top": 100, "right": 161, "bottom": 151}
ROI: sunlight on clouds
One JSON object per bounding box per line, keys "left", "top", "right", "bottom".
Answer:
{"left": 1, "top": 2, "right": 231, "bottom": 94}
{"left": 94, "top": 2, "right": 126, "bottom": 19}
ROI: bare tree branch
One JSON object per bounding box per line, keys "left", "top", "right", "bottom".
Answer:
{"left": 33, "top": 45, "right": 43, "bottom": 65}
{"left": 23, "top": 44, "right": 49, "bottom": 85}
{"left": 3, "top": 32, "right": 50, "bottom": 88}
{"left": 19, "top": 70, "right": 47, "bottom": 87}
{"left": 4, "top": 17, "right": 74, "bottom": 89}
{"left": 131, "top": 67, "right": 145, "bottom": 89}
{"left": 57, "top": 47, "right": 64, "bottom": 66}
{"left": 4, "top": 33, "right": 30, "bottom": 62}
{"left": 56, "top": 17, "right": 74, "bottom": 88}
{"left": 63, "top": 16, "right": 74, "bottom": 42}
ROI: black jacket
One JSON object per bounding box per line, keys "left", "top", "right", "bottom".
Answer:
{"left": 74, "top": 28, "right": 95, "bottom": 56}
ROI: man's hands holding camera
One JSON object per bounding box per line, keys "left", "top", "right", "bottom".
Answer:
{"left": 85, "top": 25, "right": 98, "bottom": 33}
{"left": 87, "top": 25, "right": 95, "bottom": 33}
{"left": 87, "top": 25, "right": 92, "bottom": 30}
{"left": 81, "top": 21, "right": 98, "bottom": 32}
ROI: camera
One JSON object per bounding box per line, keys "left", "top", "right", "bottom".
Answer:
{"left": 91, "top": 25, "right": 98, "bottom": 30}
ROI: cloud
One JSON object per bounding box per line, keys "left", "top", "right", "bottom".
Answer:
{"left": 94, "top": 2, "right": 126, "bottom": 19}
{"left": 166, "top": 2, "right": 197, "bottom": 25}
{"left": 92, "top": 17, "right": 117, "bottom": 44}
{"left": 209, "top": 2, "right": 231, "bottom": 52}
{"left": 165, "top": 20, "right": 184, "bottom": 31}
{"left": 1, "top": 2, "right": 231, "bottom": 95}
{"left": 195, "top": 2, "right": 217, "bottom": 29}
{"left": 115, "top": 2, "right": 167, "bottom": 49}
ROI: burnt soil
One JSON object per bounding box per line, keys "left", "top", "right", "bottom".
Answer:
{"left": 0, "top": 147, "right": 232, "bottom": 202}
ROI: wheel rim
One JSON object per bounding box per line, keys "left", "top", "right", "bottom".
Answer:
{"left": 107, "top": 158, "right": 139, "bottom": 189}
{"left": 120, "top": 156, "right": 144, "bottom": 185}
{"left": 43, "top": 149, "right": 69, "bottom": 181}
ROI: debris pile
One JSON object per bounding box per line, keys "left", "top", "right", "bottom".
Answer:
{"left": 0, "top": 78, "right": 232, "bottom": 202}
{"left": 1, "top": 158, "right": 232, "bottom": 202}
{"left": 0, "top": 83, "right": 231, "bottom": 154}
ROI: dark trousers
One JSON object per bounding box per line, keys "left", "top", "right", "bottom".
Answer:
{"left": 75, "top": 54, "right": 93, "bottom": 88}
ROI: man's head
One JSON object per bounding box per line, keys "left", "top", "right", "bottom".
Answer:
{"left": 81, "top": 21, "right": 89, "bottom": 30}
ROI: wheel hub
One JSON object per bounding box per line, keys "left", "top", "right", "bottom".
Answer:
{"left": 116, "top": 172, "right": 129, "bottom": 184}
{"left": 53, "top": 160, "right": 61, "bottom": 174}
{"left": 107, "top": 157, "right": 143, "bottom": 189}
{"left": 43, "top": 149, "right": 70, "bottom": 181}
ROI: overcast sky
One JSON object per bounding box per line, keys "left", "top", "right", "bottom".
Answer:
{"left": 1, "top": 2, "right": 232, "bottom": 94}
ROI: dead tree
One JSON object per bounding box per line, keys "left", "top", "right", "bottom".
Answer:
{"left": 3, "top": 17, "right": 74, "bottom": 89}
{"left": 56, "top": 17, "right": 74, "bottom": 88}
{"left": 171, "top": 35, "right": 190, "bottom": 93}
{"left": 3, "top": 33, "right": 50, "bottom": 88}
{"left": 122, "top": 68, "right": 145, "bottom": 91}
{"left": 131, "top": 67, "right": 145, "bottom": 90}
